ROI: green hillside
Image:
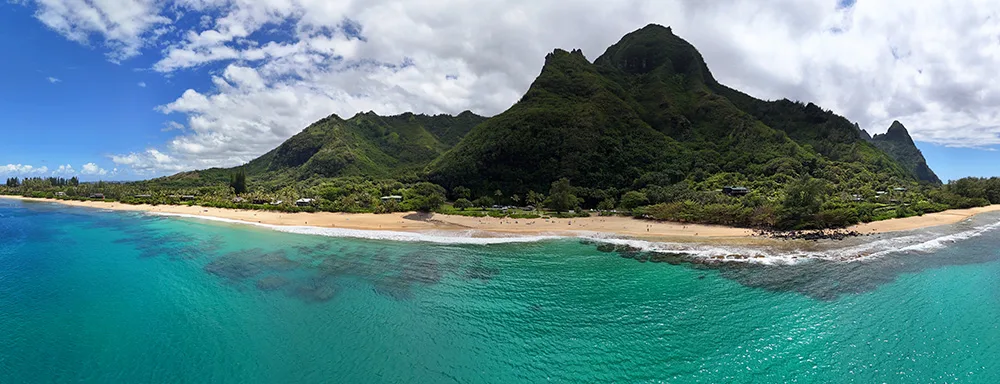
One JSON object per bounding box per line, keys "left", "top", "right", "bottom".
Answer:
{"left": 154, "top": 111, "right": 486, "bottom": 188}
{"left": 428, "top": 48, "right": 688, "bottom": 195}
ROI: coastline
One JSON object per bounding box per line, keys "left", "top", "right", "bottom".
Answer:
{"left": 4, "top": 195, "right": 1000, "bottom": 243}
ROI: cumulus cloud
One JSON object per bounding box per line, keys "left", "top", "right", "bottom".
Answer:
{"left": 138, "top": 82, "right": 147, "bottom": 87}
{"left": 1, "top": 164, "right": 49, "bottom": 175}
{"left": 52, "top": 164, "right": 76, "bottom": 175}
{"left": 47, "top": 76, "right": 60, "bottom": 83}
{"left": 29, "top": 0, "right": 170, "bottom": 61}
{"left": 161, "top": 121, "right": 186, "bottom": 132}
{"left": 23, "top": 0, "right": 1000, "bottom": 175}
{"left": 81, "top": 163, "right": 108, "bottom": 176}
{"left": 111, "top": 148, "right": 196, "bottom": 174}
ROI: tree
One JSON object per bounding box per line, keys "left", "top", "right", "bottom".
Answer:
{"left": 69, "top": 177, "right": 79, "bottom": 187}
{"left": 546, "top": 178, "right": 579, "bottom": 213}
{"left": 779, "top": 176, "right": 828, "bottom": 228}
{"left": 404, "top": 182, "right": 446, "bottom": 212}
{"left": 474, "top": 196, "right": 495, "bottom": 208}
{"left": 6, "top": 177, "right": 19, "bottom": 187}
{"left": 597, "top": 197, "right": 616, "bottom": 211}
{"left": 511, "top": 194, "right": 522, "bottom": 206}
{"left": 229, "top": 169, "right": 247, "bottom": 195}
{"left": 949, "top": 177, "right": 987, "bottom": 200}
{"left": 454, "top": 198, "right": 473, "bottom": 210}
{"left": 494, "top": 189, "right": 504, "bottom": 205}
{"left": 376, "top": 199, "right": 401, "bottom": 214}
{"left": 526, "top": 190, "right": 545, "bottom": 209}
{"left": 619, "top": 191, "right": 649, "bottom": 211}
{"left": 452, "top": 186, "right": 471, "bottom": 200}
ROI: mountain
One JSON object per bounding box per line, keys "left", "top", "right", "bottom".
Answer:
{"left": 163, "top": 24, "right": 929, "bottom": 199}
{"left": 427, "top": 48, "right": 689, "bottom": 194}
{"left": 868, "top": 121, "right": 942, "bottom": 184}
{"left": 145, "top": 23, "right": 954, "bottom": 229}
{"left": 156, "top": 111, "right": 486, "bottom": 187}
{"left": 429, "top": 24, "right": 914, "bottom": 196}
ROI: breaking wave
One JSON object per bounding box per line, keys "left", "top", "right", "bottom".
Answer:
{"left": 150, "top": 212, "right": 1000, "bottom": 264}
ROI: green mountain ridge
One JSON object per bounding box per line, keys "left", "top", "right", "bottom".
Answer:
{"left": 427, "top": 48, "right": 689, "bottom": 194}
{"left": 429, "top": 24, "right": 917, "bottom": 198}
{"left": 157, "top": 111, "right": 486, "bottom": 188}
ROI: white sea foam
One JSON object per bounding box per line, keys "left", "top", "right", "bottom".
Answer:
{"left": 148, "top": 212, "right": 564, "bottom": 245}
{"left": 578, "top": 236, "right": 814, "bottom": 265}
{"left": 582, "top": 217, "right": 1000, "bottom": 264}
{"left": 149, "top": 211, "right": 1000, "bottom": 264}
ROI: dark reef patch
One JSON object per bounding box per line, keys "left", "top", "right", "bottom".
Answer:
{"left": 255, "top": 275, "right": 290, "bottom": 291}
{"left": 292, "top": 275, "right": 339, "bottom": 302}
{"left": 372, "top": 276, "right": 414, "bottom": 301}
{"left": 204, "top": 249, "right": 303, "bottom": 283}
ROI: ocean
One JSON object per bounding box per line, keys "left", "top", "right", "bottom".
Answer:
{"left": 2, "top": 198, "right": 999, "bottom": 383}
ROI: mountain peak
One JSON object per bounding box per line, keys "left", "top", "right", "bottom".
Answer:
{"left": 877, "top": 120, "right": 915, "bottom": 146}
{"left": 870, "top": 120, "right": 940, "bottom": 184}
{"left": 638, "top": 23, "right": 672, "bottom": 34}
{"left": 594, "top": 25, "right": 716, "bottom": 84}
{"left": 545, "top": 48, "right": 589, "bottom": 63}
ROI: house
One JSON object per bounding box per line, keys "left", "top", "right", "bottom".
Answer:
{"left": 134, "top": 194, "right": 152, "bottom": 198}
{"left": 722, "top": 186, "right": 750, "bottom": 197}
{"left": 893, "top": 187, "right": 907, "bottom": 192}
{"left": 876, "top": 191, "right": 887, "bottom": 196}
{"left": 232, "top": 197, "right": 246, "bottom": 203}
{"left": 270, "top": 200, "right": 284, "bottom": 205}
{"left": 851, "top": 194, "right": 863, "bottom": 202}
{"left": 295, "top": 198, "right": 315, "bottom": 206}
{"left": 252, "top": 198, "right": 269, "bottom": 205}
{"left": 380, "top": 195, "right": 403, "bottom": 202}
{"left": 89, "top": 193, "right": 105, "bottom": 199}
{"left": 55, "top": 192, "right": 66, "bottom": 197}
{"left": 181, "top": 195, "right": 196, "bottom": 201}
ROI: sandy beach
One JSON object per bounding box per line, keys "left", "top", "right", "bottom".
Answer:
{"left": 4, "top": 195, "right": 1000, "bottom": 242}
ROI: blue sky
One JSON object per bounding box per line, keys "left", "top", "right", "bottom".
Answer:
{"left": 0, "top": 4, "right": 208, "bottom": 180}
{"left": 2, "top": 0, "right": 1000, "bottom": 182}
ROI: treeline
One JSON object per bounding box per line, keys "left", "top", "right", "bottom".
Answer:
{"left": 5, "top": 177, "right": 79, "bottom": 188}
{"left": 2, "top": 171, "right": 993, "bottom": 230}
{"left": 943, "top": 177, "right": 1000, "bottom": 205}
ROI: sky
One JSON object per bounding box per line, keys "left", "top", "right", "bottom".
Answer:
{"left": 2, "top": 0, "right": 1000, "bottom": 182}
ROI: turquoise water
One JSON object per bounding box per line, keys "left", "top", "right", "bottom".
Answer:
{"left": 2, "top": 199, "right": 999, "bottom": 383}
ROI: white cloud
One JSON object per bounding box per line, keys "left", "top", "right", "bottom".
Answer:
{"left": 138, "top": 81, "right": 147, "bottom": 87}
{"left": 24, "top": 0, "right": 1000, "bottom": 174}
{"left": 52, "top": 164, "right": 76, "bottom": 175}
{"left": 30, "top": 0, "right": 170, "bottom": 61}
{"left": 81, "top": 163, "right": 108, "bottom": 176}
{"left": 110, "top": 148, "right": 201, "bottom": 174}
{"left": 161, "top": 121, "right": 186, "bottom": 132}
{"left": 47, "top": 76, "right": 60, "bottom": 83}
{"left": 1, "top": 164, "right": 49, "bottom": 175}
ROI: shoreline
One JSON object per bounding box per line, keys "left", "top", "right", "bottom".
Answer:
{"left": 4, "top": 195, "right": 1000, "bottom": 244}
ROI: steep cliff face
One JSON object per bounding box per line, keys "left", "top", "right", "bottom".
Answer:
{"left": 869, "top": 121, "right": 942, "bottom": 184}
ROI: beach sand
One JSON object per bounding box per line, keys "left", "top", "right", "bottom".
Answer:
{"left": 4, "top": 195, "right": 1000, "bottom": 242}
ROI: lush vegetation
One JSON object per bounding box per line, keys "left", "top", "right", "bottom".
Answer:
{"left": 0, "top": 24, "right": 988, "bottom": 230}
